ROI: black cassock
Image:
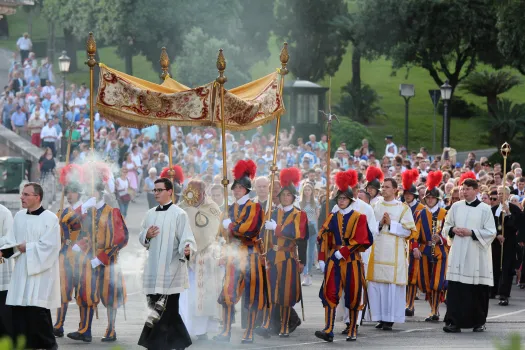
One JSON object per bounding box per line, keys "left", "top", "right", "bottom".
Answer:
{"left": 490, "top": 203, "right": 524, "bottom": 298}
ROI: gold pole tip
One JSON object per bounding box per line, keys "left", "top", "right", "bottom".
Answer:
{"left": 500, "top": 142, "right": 511, "bottom": 157}
{"left": 216, "top": 49, "right": 226, "bottom": 72}
{"left": 160, "top": 47, "right": 171, "bottom": 80}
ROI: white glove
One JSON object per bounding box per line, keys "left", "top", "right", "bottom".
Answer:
{"left": 331, "top": 205, "right": 340, "bottom": 214}
{"left": 334, "top": 250, "right": 344, "bottom": 260}
{"left": 319, "top": 260, "right": 326, "bottom": 273}
{"left": 72, "top": 244, "right": 81, "bottom": 253}
{"left": 81, "top": 197, "right": 97, "bottom": 214}
{"left": 222, "top": 219, "right": 232, "bottom": 229}
{"left": 91, "top": 257, "right": 102, "bottom": 269}
{"left": 265, "top": 219, "right": 277, "bottom": 231}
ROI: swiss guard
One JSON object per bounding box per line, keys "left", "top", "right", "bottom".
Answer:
{"left": 415, "top": 171, "right": 448, "bottom": 322}
{"left": 365, "top": 166, "right": 384, "bottom": 207}
{"left": 316, "top": 169, "right": 373, "bottom": 342}
{"left": 403, "top": 168, "right": 424, "bottom": 317}
{"left": 256, "top": 167, "right": 308, "bottom": 338}
{"left": 214, "top": 160, "right": 264, "bottom": 344}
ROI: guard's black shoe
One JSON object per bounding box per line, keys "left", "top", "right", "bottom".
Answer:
{"left": 341, "top": 323, "right": 350, "bottom": 334}
{"left": 67, "top": 331, "right": 92, "bottom": 343}
{"left": 374, "top": 321, "right": 384, "bottom": 329}
{"left": 241, "top": 338, "right": 254, "bottom": 344}
{"left": 53, "top": 328, "right": 64, "bottom": 338}
{"left": 382, "top": 322, "right": 393, "bottom": 331}
{"left": 443, "top": 324, "right": 461, "bottom": 333}
{"left": 473, "top": 325, "right": 486, "bottom": 332}
{"left": 346, "top": 335, "right": 357, "bottom": 341}
{"left": 212, "top": 334, "right": 231, "bottom": 342}
{"left": 254, "top": 327, "right": 271, "bottom": 339}
{"left": 101, "top": 334, "right": 117, "bottom": 342}
{"left": 197, "top": 333, "right": 208, "bottom": 340}
{"left": 499, "top": 298, "right": 509, "bottom": 306}
{"left": 425, "top": 314, "right": 440, "bottom": 322}
{"left": 279, "top": 333, "right": 289, "bottom": 338}
{"left": 405, "top": 308, "right": 414, "bottom": 316}
{"left": 314, "top": 331, "right": 334, "bottom": 342}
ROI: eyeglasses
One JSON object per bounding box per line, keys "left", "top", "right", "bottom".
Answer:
{"left": 21, "top": 193, "right": 38, "bottom": 197}
{"left": 152, "top": 188, "right": 168, "bottom": 193}
{"left": 490, "top": 197, "right": 498, "bottom": 201}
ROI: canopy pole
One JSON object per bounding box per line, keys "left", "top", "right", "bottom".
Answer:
{"left": 216, "top": 49, "right": 229, "bottom": 243}
{"left": 264, "top": 43, "right": 288, "bottom": 256}
{"left": 86, "top": 32, "right": 99, "bottom": 320}
{"left": 58, "top": 119, "right": 76, "bottom": 214}
{"left": 159, "top": 47, "right": 176, "bottom": 203}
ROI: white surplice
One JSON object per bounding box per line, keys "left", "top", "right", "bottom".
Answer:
{"left": 367, "top": 198, "right": 416, "bottom": 323}
{"left": 3, "top": 209, "right": 61, "bottom": 309}
{"left": 443, "top": 200, "right": 496, "bottom": 286}
{"left": 139, "top": 204, "right": 197, "bottom": 295}
{"left": 0, "top": 204, "right": 14, "bottom": 291}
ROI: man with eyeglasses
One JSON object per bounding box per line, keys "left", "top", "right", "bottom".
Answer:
{"left": 0, "top": 182, "right": 60, "bottom": 350}
{"left": 138, "top": 175, "right": 196, "bottom": 350}
{"left": 489, "top": 187, "right": 524, "bottom": 305}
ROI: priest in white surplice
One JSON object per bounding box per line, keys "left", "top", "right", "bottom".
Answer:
{"left": 0, "top": 203, "right": 13, "bottom": 340}
{"left": 179, "top": 179, "right": 222, "bottom": 339}
{"left": 0, "top": 182, "right": 60, "bottom": 350}
{"left": 367, "top": 177, "right": 416, "bottom": 330}
{"left": 442, "top": 177, "right": 496, "bottom": 333}
{"left": 137, "top": 176, "right": 197, "bottom": 350}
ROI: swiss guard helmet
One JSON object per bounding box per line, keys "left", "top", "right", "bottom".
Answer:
{"left": 160, "top": 165, "right": 185, "bottom": 197}
{"left": 278, "top": 167, "right": 301, "bottom": 199}
{"left": 424, "top": 170, "right": 443, "bottom": 200}
{"left": 335, "top": 169, "right": 358, "bottom": 201}
{"left": 232, "top": 159, "right": 257, "bottom": 193}
{"left": 365, "top": 166, "right": 384, "bottom": 193}
{"left": 60, "top": 164, "right": 84, "bottom": 195}
{"left": 402, "top": 168, "right": 420, "bottom": 197}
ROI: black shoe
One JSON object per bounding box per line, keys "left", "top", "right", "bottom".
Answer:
{"left": 254, "top": 327, "right": 271, "bottom": 339}
{"left": 314, "top": 331, "right": 334, "bottom": 342}
{"left": 473, "top": 325, "right": 486, "bottom": 332}
{"left": 443, "top": 324, "right": 461, "bottom": 333}
{"left": 346, "top": 335, "right": 357, "bottom": 341}
{"left": 197, "top": 333, "right": 208, "bottom": 340}
{"left": 101, "top": 334, "right": 117, "bottom": 342}
{"left": 341, "top": 323, "right": 350, "bottom": 335}
{"left": 405, "top": 308, "right": 414, "bottom": 316}
{"left": 279, "top": 333, "right": 289, "bottom": 338}
{"left": 241, "top": 338, "right": 254, "bottom": 344}
{"left": 499, "top": 298, "right": 509, "bottom": 306}
{"left": 67, "top": 331, "right": 92, "bottom": 343}
{"left": 425, "top": 314, "right": 440, "bottom": 322}
{"left": 374, "top": 322, "right": 384, "bottom": 329}
{"left": 382, "top": 322, "right": 393, "bottom": 331}
{"left": 53, "top": 328, "right": 64, "bottom": 338}
{"left": 288, "top": 317, "right": 301, "bottom": 334}
{"left": 212, "top": 334, "right": 231, "bottom": 342}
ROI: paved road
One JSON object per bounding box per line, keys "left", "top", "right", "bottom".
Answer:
{"left": 55, "top": 194, "right": 525, "bottom": 349}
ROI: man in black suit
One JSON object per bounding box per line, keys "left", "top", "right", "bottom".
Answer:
{"left": 10, "top": 72, "right": 25, "bottom": 94}
{"left": 490, "top": 187, "right": 525, "bottom": 305}
{"left": 510, "top": 177, "right": 525, "bottom": 200}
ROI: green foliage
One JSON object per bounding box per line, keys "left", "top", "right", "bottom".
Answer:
{"left": 437, "top": 97, "right": 484, "bottom": 120}
{"left": 497, "top": 1, "right": 525, "bottom": 75}
{"left": 461, "top": 70, "right": 521, "bottom": 107}
{"left": 334, "top": 82, "right": 385, "bottom": 124}
{"left": 175, "top": 28, "right": 251, "bottom": 88}
{"left": 494, "top": 333, "right": 524, "bottom": 350}
{"left": 274, "top": 0, "right": 349, "bottom": 81}
{"left": 481, "top": 98, "right": 525, "bottom": 146}
{"left": 330, "top": 117, "right": 373, "bottom": 154}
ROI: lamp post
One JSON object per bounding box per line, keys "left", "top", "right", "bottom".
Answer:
{"left": 399, "top": 84, "right": 415, "bottom": 150}
{"left": 440, "top": 80, "right": 452, "bottom": 148}
{"left": 58, "top": 51, "right": 71, "bottom": 161}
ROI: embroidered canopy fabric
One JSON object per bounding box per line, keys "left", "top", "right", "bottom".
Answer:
{"left": 96, "top": 64, "right": 284, "bottom": 130}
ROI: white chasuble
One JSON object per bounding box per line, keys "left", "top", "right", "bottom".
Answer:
{"left": 4, "top": 209, "right": 60, "bottom": 309}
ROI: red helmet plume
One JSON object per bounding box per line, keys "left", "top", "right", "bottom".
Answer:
{"left": 402, "top": 168, "right": 419, "bottom": 190}
{"left": 59, "top": 164, "right": 83, "bottom": 186}
{"left": 160, "top": 165, "right": 184, "bottom": 184}
{"left": 366, "top": 166, "right": 384, "bottom": 183}
{"left": 459, "top": 171, "right": 476, "bottom": 185}
{"left": 233, "top": 159, "right": 257, "bottom": 180}
{"left": 335, "top": 169, "right": 358, "bottom": 192}
{"left": 280, "top": 167, "right": 301, "bottom": 188}
{"left": 426, "top": 171, "right": 443, "bottom": 191}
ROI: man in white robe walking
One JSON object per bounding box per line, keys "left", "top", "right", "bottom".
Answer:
{"left": 0, "top": 203, "right": 13, "bottom": 340}
{"left": 367, "top": 177, "right": 416, "bottom": 331}
{"left": 0, "top": 182, "right": 60, "bottom": 350}
{"left": 138, "top": 177, "right": 197, "bottom": 350}
{"left": 443, "top": 177, "right": 496, "bottom": 333}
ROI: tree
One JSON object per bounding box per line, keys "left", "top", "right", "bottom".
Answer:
{"left": 330, "top": 117, "right": 373, "bottom": 155}
{"left": 175, "top": 28, "right": 250, "bottom": 88}
{"left": 334, "top": 82, "right": 385, "bottom": 125}
{"left": 481, "top": 98, "right": 525, "bottom": 146}
{"left": 274, "top": 0, "right": 349, "bottom": 81}
{"left": 497, "top": 1, "right": 525, "bottom": 75}
{"left": 461, "top": 70, "right": 521, "bottom": 116}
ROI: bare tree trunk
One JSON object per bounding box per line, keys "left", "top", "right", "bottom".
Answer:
{"left": 63, "top": 28, "right": 78, "bottom": 73}
{"left": 351, "top": 46, "right": 362, "bottom": 123}
{"left": 47, "top": 21, "right": 55, "bottom": 63}
{"left": 27, "top": 7, "right": 33, "bottom": 37}
{"left": 125, "top": 50, "right": 133, "bottom": 75}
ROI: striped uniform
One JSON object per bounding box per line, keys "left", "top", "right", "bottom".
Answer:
{"left": 406, "top": 201, "right": 425, "bottom": 312}
{"left": 217, "top": 198, "right": 264, "bottom": 341}
{"left": 318, "top": 209, "right": 373, "bottom": 339}
{"left": 76, "top": 204, "right": 128, "bottom": 339}
{"left": 260, "top": 207, "right": 308, "bottom": 336}
{"left": 416, "top": 207, "right": 448, "bottom": 317}
{"left": 53, "top": 205, "right": 83, "bottom": 333}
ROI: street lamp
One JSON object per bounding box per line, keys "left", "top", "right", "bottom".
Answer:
{"left": 58, "top": 51, "right": 70, "bottom": 161}
{"left": 440, "top": 80, "right": 452, "bottom": 148}
{"left": 399, "top": 83, "right": 415, "bottom": 150}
